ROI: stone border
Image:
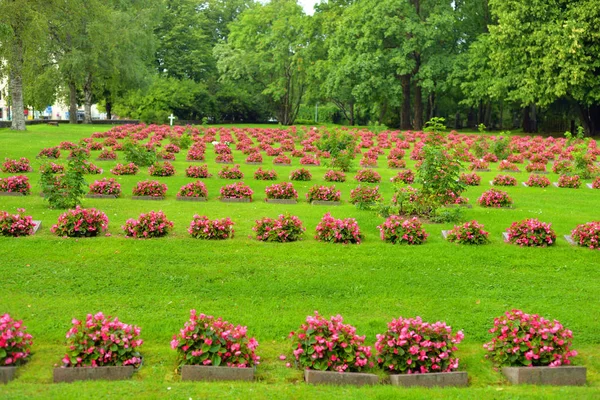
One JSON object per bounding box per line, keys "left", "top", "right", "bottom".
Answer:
{"left": 131, "top": 196, "right": 165, "bottom": 201}
{"left": 86, "top": 194, "right": 119, "bottom": 199}
{"left": 215, "top": 161, "right": 234, "bottom": 164}
{"left": 266, "top": 198, "right": 298, "bottom": 204}
{"left": 304, "top": 370, "right": 378, "bottom": 386}
{"left": 361, "top": 165, "right": 379, "bottom": 169}
{"left": 53, "top": 366, "right": 135, "bottom": 383}
{"left": 587, "top": 183, "right": 594, "bottom": 189}
{"left": 441, "top": 230, "right": 450, "bottom": 240}
{"left": 273, "top": 163, "right": 292, "bottom": 167}
{"left": 502, "top": 232, "right": 510, "bottom": 242}
{"left": 502, "top": 366, "right": 586, "bottom": 386}
{"left": 311, "top": 200, "right": 341, "bottom": 206}
{"left": 0, "top": 366, "right": 17, "bottom": 384}
{"left": 220, "top": 197, "right": 251, "bottom": 203}
{"left": 0, "top": 191, "right": 27, "bottom": 196}
{"left": 32, "top": 221, "right": 42, "bottom": 235}
{"left": 176, "top": 196, "right": 207, "bottom": 202}
{"left": 521, "top": 182, "right": 529, "bottom": 187}
{"left": 444, "top": 204, "right": 473, "bottom": 209}
{"left": 390, "top": 371, "right": 468, "bottom": 388}
{"left": 564, "top": 235, "right": 576, "bottom": 246}
{"left": 245, "top": 162, "right": 263, "bottom": 165}
{"left": 181, "top": 365, "right": 254, "bottom": 382}
{"left": 96, "top": 158, "right": 117, "bottom": 162}
{"left": 186, "top": 159, "right": 206, "bottom": 163}
{"left": 472, "top": 169, "right": 491, "bottom": 172}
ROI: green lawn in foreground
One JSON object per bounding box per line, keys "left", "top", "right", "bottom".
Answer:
{"left": 0, "top": 124, "right": 599, "bottom": 399}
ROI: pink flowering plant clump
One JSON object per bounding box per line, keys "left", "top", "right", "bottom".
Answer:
{"left": 188, "top": 216, "right": 234, "bottom": 239}
{"left": 289, "top": 168, "right": 312, "bottom": 181}
{"left": 265, "top": 182, "right": 298, "bottom": 200}
{"left": 468, "top": 160, "right": 489, "bottom": 171}
{"left": 253, "top": 213, "right": 305, "bottom": 242}
{"left": 349, "top": 185, "right": 382, "bottom": 207}
{"left": 157, "top": 150, "right": 176, "bottom": 161}
{"left": 300, "top": 155, "right": 320, "bottom": 165}
{"left": 246, "top": 152, "right": 263, "bottom": 163}
{"left": 40, "top": 162, "right": 65, "bottom": 174}
{"left": 38, "top": 147, "right": 61, "bottom": 159}
{"left": 458, "top": 172, "right": 480, "bottom": 186}
{"left": 526, "top": 174, "right": 551, "bottom": 188}
{"left": 375, "top": 316, "right": 464, "bottom": 374}
{"left": 306, "top": 185, "right": 341, "bottom": 202}
{"left": 148, "top": 161, "right": 176, "bottom": 177}
{"left": 552, "top": 160, "right": 573, "bottom": 175}
{"left": 215, "top": 153, "right": 234, "bottom": 163}
{"left": 218, "top": 164, "right": 244, "bottom": 179}
{"left": 78, "top": 161, "right": 103, "bottom": 175}
{"left": 315, "top": 213, "right": 361, "bottom": 244}
{"left": 98, "top": 149, "right": 117, "bottom": 160}
{"left": 391, "top": 170, "right": 415, "bottom": 184}
{"left": 60, "top": 312, "right": 143, "bottom": 368}
{"left": 593, "top": 177, "right": 600, "bottom": 189}
{"left": 0, "top": 175, "right": 31, "bottom": 194}
{"left": 186, "top": 164, "right": 211, "bottom": 178}
{"left": 177, "top": 181, "right": 208, "bottom": 198}
{"left": 273, "top": 154, "right": 291, "bottom": 164}
{"left": 506, "top": 218, "right": 556, "bottom": 247}
{"left": 571, "top": 221, "right": 600, "bottom": 250}
{"left": 0, "top": 313, "right": 34, "bottom": 366}
{"left": 557, "top": 174, "right": 581, "bottom": 188}
{"left": 171, "top": 310, "right": 259, "bottom": 369}
{"left": 492, "top": 174, "right": 518, "bottom": 186}
{"left": 254, "top": 167, "right": 278, "bottom": 181}
{"left": 446, "top": 220, "right": 490, "bottom": 245}
{"left": 478, "top": 188, "right": 513, "bottom": 208}
{"left": 378, "top": 216, "right": 428, "bottom": 245}
{"left": 526, "top": 162, "right": 547, "bottom": 173}
{"left": 388, "top": 159, "right": 407, "bottom": 169}
{"left": 354, "top": 168, "right": 382, "bottom": 183}
{"left": 483, "top": 309, "right": 577, "bottom": 368}
{"left": 219, "top": 182, "right": 253, "bottom": 200}
{"left": 51, "top": 206, "right": 109, "bottom": 237}
{"left": 0, "top": 209, "right": 36, "bottom": 237}
{"left": 324, "top": 170, "right": 346, "bottom": 182}
{"left": 289, "top": 312, "right": 372, "bottom": 372}
{"left": 88, "top": 178, "right": 121, "bottom": 197}
{"left": 132, "top": 180, "right": 168, "bottom": 197}
{"left": 122, "top": 210, "right": 174, "bottom": 238}
{"left": 2, "top": 158, "right": 32, "bottom": 173}
{"left": 110, "top": 163, "right": 139, "bottom": 175}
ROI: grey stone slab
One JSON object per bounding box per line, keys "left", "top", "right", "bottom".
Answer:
{"left": 273, "top": 163, "right": 292, "bottom": 166}
{"left": 362, "top": 165, "right": 379, "bottom": 169}
{"left": 176, "top": 196, "right": 207, "bottom": 202}
{"left": 311, "top": 201, "right": 341, "bottom": 206}
{"left": 564, "top": 235, "right": 576, "bottom": 246}
{"left": 0, "top": 192, "right": 26, "bottom": 196}
{"left": 265, "top": 199, "right": 297, "bottom": 204}
{"left": 215, "top": 161, "right": 234, "bottom": 164}
{"left": 86, "top": 194, "right": 119, "bottom": 199}
{"left": 503, "top": 232, "right": 510, "bottom": 242}
{"left": 220, "top": 197, "right": 251, "bottom": 203}
{"left": 181, "top": 365, "right": 254, "bottom": 382}
{"left": 304, "top": 370, "right": 379, "bottom": 386}
{"left": 553, "top": 182, "right": 559, "bottom": 188}
{"left": 53, "top": 366, "right": 134, "bottom": 383}
{"left": 0, "top": 366, "right": 17, "bottom": 384}
{"left": 473, "top": 169, "right": 491, "bottom": 172}
{"left": 502, "top": 366, "right": 586, "bottom": 386}
{"left": 32, "top": 220, "right": 42, "bottom": 235}
{"left": 587, "top": 183, "right": 594, "bottom": 189}
{"left": 245, "top": 162, "right": 263, "bottom": 165}
{"left": 131, "top": 196, "right": 165, "bottom": 201}
{"left": 442, "top": 230, "right": 450, "bottom": 240}
{"left": 389, "top": 371, "right": 468, "bottom": 388}
{"left": 522, "top": 182, "right": 529, "bottom": 187}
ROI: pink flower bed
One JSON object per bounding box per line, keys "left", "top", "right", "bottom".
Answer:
{"left": 492, "top": 174, "right": 517, "bottom": 186}
{"left": 61, "top": 312, "right": 143, "bottom": 368}
{"left": 391, "top": 170, "right": 415, "bottom": 184}
{"left": 40, "top": 162, "right": 65, "bottom": 174}
{"left": 484, "top": 309, "right": 577, "bottom": 367}
{"left": 506, "top": 218, "right": 556, "bottom": 247}
{"left": 149, "top": 161, "right": 176, "bottom": 177}
{"left": 478, "top": 189, "right": 512, "bottom": 208}
{"left": 289, "top": 168, "right": 312, "bottom": 181}
{"left": 0, "top": 175, "right": 31, "bottom": 194}
{"left": 246, "top": 152, "right": 263, "bottom": 163}
{"left": 0, "top": 208, "right": 35, "bottom": 237}
{"left": 186, "top": 164, "right": 211, "bottom": 178}
{"left": 98, "top": 149, "right": 117, "bottom": 160}
{"left": 552, "top": 160, "right": 573, "bottom": 174}
{"left": 89, "top": 178, "right": 121, "bottom": 196}
{"left": 571, "top": 221, "right": 600, "bottom": 250}
{"left": 306, "top": 185, "right": 341, "bottom": 202}
{"left": 378, "top": 216, "right": 428, "bottom": 245}
{"left": 526, "top": 174, "right": 550, "bottom": 188}
{"left": 111, "top": 163, "right": 139, "bottom": 175}
{"left": 525, "top": 162, "right": 547, "bottom": 173}
{"left": 51, "top": 206, "right": 109, "bottom": 237}
{"left": 172, "top": 310, "right": 259, "bottom": 368}
{"left": 178, "top": 181, "right": 208, "bottom": 198}
{"left": 469, "top": 160, "right": 489, "bottom": 170}
{"left": 375, "top": 316, "right": 463, "bottom": 374}
{"left": 557, "top": 175, "right": 581, "bottom": 188}
{"left": 2, "top": 158, "right": 32, "bottom": 173}
{"left": 38, "top": 147, "right": 61, "bottom": 159}
{"left": 498, "top": 160, "right": 519, "bottom": 171}
{"left": 253, "top": 213, "right": 305, "bottom": 242}
{"left": 388, "top": 159, "right": 407, "bottom": 169}
{"left": 349, "top": 185, "right": 382, "bottom": 205}
{"left": 446, "top": 220, "right": 490, "bottom": 245}
{"left": 593, "top": 177, "right": 600, "bottom": 189}
{"left": 459, "top": 173, "right": 480, "bottom": 186}
{"left": 132, "top": 180, "right": 168, "bottom": 197}
{"left": 273, "top": 154, "right": 291, "bottom": 164}
{"left": 289, "top": 312, "right": 372, "bottom": 372}
{"left": 186, "top": 148, "right": 205, "bottom": 161}
{"left": 0, "top": 314, "right": 33, "bottom": 366}
{"left": 219, "top": 182, "right": 253, "bottom": 199}
{"left": 265, "top": 182, "right": 298, "bottom": 200}
{"left": 300, "top": 155, "right": 320, "bottom": 166}
{"left": 315, "top": 213, "right": 361, "bottom": 244}
{"left": 324, "top": 170, "right": 346, "bottom": 182}
{"left": 218, "top": 164, "right": 244, "bottom": 179}
{"left": 355, "top": 169, "right": 381, "bottom": 183}
{"left": 254, "top": 167, "right": 278, "bottom": 180}
{"left": 188, "top": 215, "right": 234, "bottom": 239}
{"left": 123, "top": 210, "right": 174, "bottom": 238}
{"left": 216, "top": 153, "right": 234, "bottom": 163}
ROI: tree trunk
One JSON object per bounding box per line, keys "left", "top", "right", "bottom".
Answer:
{"left": 9, "top": 39, "right": 26, "bottom": 131}
{"left": 499, "top": 101, "right": 504, "bottom": 130}
{"left": 378, "top": 100, "right": 388, "bottom": 125}
{"left": 69, "top": 81, "right": 78, "bottom": 124}
{"left": 454, "top": 111, "right": 461, "bottom": 129}
{"left": 400, "top": 75, "right": 411, "bottom": 130}
{"left": 83, "top": 73, "right": 93, "bottom": 124}
{"left": 467, "top": 107, "right": 476, "bottom": 129}
{"left": 413, "top": 83, "right": 423, "bottom": 130}
{"left": 578, "top": 104, "right": 600, "bottom": 136}
{"left": 522, "top": 105, "right": 538, "bottom": 133}
{"left": 484, "top": 101, "right": 492, "bottom": 128}
{"left": 106, "top": 100, "right": 112, "bottom": 120}
{"left": 349, "top": 102, "right": 354, "bottom": 126}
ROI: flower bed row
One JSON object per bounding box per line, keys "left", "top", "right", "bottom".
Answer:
{"left": 4, "top": 208, "right": 598, "bottom": 250}
{"left": 1, "top": 309, "right": 584, "bottom": 386}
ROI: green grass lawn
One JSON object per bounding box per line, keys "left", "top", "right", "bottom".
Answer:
{"left": 0, "top": 124, "right": 599, "bottom": 399}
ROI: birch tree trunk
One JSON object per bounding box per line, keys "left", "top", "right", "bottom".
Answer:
{"left": 9, "top": 39, "right": 26, "bottom": 131}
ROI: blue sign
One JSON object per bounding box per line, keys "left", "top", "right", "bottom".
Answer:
{"left": 46, "top": 106, "right": 52, "bottom": 115}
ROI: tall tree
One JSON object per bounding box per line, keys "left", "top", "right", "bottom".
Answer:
{"left": 215, "top": 0, "right": 309, "bottom": 125}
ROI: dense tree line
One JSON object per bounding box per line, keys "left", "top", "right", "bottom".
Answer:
{"left": 1, "top": 0, "right": 598, "bottom": 134}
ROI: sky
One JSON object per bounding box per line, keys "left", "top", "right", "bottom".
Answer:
{"left": 298, "top": 0, "right": 318, "bottom": 15}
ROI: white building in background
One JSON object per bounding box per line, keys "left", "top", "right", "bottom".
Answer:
{"left": 0, "top": 79, "right": 106, "bottom": 121}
